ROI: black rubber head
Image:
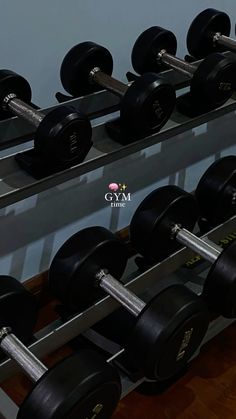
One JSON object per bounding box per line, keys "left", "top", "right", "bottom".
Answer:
{"left": 0, "top": 276, "right": 38, "bottom": 344}
{"left": 121, "top": 72, "right": 175, "bottom": 138}
{"left": 191, "top": 53, "right": 236, "bottom": 108}
{"left": 196, "top": 156, "right": 236, "bottom": 225}
{"left": 18, "top": 350, "right": 121, "bottom": 419}
{"left": 60, "top": 42, "right": 113, "bottom": 97}
{"left": 0, "top": 70, "right": 32, "bottom": 110}
{"left": 49, "top": 227, "right": 128, "bottom": 312}
{"left": 125, "top": 284, "right": 209, "bottom": 380}
{"left": 187, "top": 9, "right": 231, "bottom": 59}
{"left": 132, "top": 26, "right": 177, "bottom": 75}
{"left": 204, "top": 241, "right": 236, "bottom": 318}
{"left": 34, "top": 106, "right": 92, "bottom": 165}
{"left": 130, "top": 186, "right": 199, "bottom": 263}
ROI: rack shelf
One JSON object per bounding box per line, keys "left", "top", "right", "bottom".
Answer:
{"left": 0, "top": 215, "right": 235, "bottom": 383}
{"left": 0, "top": 97, "right": 235, "bottom": 209}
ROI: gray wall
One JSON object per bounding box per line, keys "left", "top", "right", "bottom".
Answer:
{"left": 0, "top": 1, "right": 235, "bottom": 281}
{"left": 0, "top": 0, "right": 235, "bottom": 106}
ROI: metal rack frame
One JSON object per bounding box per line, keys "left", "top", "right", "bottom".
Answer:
{"left": 0, "top": 60, "right": 236, "bottom": 416}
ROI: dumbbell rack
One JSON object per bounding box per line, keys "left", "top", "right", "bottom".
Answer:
{"left": 0, "top": 63, "right": 235, "bottom": 208}
{"left": 0, "top": 62, "right": 236, "bottom": 417}
{"left": 0, "top": 217, "right": 235, "bottom": 419}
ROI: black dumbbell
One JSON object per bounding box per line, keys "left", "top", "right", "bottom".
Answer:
{"left": 60, "top": 42, "right": 176, "bottom": 140}
{"left": 196, "top": 156, "right": 236, "bottom": 228}
{"left": 130, "top": 185, "right": 236, "bottom": 318}
{"left": 131, "top": 26, "right": 236, "bottom": 112}
{"left": 49, "top": 226, "right": 209, "bottom": 381}
{"left": 187, "top": 9, "right": 236, "bottom": 59}
{"left": 0, "top": 70, "right": 92, "bottom": 167}
{"left": 0, "top": 275, "right": 121, "bottom": 419}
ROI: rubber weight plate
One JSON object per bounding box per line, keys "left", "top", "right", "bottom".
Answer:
{"left": 187, "top": 9, "right": 231, "bottom": 59}
{"left": 130, "top": 186, "right": 199, "bottom": 263}
{"left": 195, "top": 156, "right": 236, "bottom": 225}
{"left": 0, "top": 69, "right": 32, "bottom": 107}
{"left": 191, "top": 53, "right": 236, "bottom": 108}
{"left": 121, "top": 72, "right": 176, "bottom": 138}
{"left": 18, "top": 350, "right": 121, "bottom": 419}
{"left": 132, "top": 26, "right": 177, "bottom": 75}
{"left": 34, "top": 106, "right": 92, "bottom": 164}
{"left": 0, "top": 276, "right": 38, "bottom": 344}
{"left": 203, "top": 241, "right": 236, "bottom": 318}
{"left": 125, "top": 284, "right": 209, "bottom": 380}
{"left": 49, "top": 226, "right": 128, "bottom": 312}
{"left": 60, "top": 42, "right": 113, "bottom": 97}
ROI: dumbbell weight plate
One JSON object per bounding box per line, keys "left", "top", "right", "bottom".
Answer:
{"left": 196, "top": 156, "right": 236, "bottom": 225}
{"left": 49, "top": 226, "right": 128, "bottom": 312}
{"left": 0, "top": 70, "right": 32, "bottom": 119}
{"left": 132, "top": 26, "right": 177, "bottom": 75}
{"left": 0, "top": 276, "right": 37, "bottom": 345}
{"left": 204, "top": 241, "right": 236, "bottom": 318}
{"left": 187, "top": 9, "right": 231, "bottom": 59}
{"left": 126, "top": 284, "right": 209, "bottom": 380}
{"left": 60, "top": 42, "right": 114, "bottom": 97}
{"left": 0, "top": 70, "right": 32, "bottom": 106}
{"left": 34, "top": 106, "right": 92, "bottom": 164}
{"left": 190, "top": 53, "right": 236, "bottom": 108}
{"left": 121, "top": 72, "right": 176, "bottom": 138}
{"left": 18, "top": 351, "right": 121, "bottom": 419}
{"left": 130, "top": 185, "right": 199, "bottom": 263}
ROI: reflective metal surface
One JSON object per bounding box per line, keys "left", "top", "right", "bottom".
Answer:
{"left": 175, "top": 226, "right": 222, "bottom": 263}
{"left": 98, "top": 270, "right": 145, "bottom": 316}
{"left": 1, "top": 332, "right": 47, "bottom": 382}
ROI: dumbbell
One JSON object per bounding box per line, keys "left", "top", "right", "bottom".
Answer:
{"left": 0, "top": 275, "right": 121, "bottom": 419}
{"left": 0, "top": 70, "right": 92, "bottom": 166}
{"left": 130, "top": 185, "right": 236, "bottom": 318}
{"left": 195, "top": 156, "right": 236, "bottom": 228}
{"left": 60, "top": 42, "right": 176, "bottom": 140}
{"left": 187, "top": 9, "right": 236, "bottom": 59}
{"left": 131, "top": 26, "right": 236, "bottom": 112}
{"left": 49, "top": 226, "right": 209, "bottom": 381}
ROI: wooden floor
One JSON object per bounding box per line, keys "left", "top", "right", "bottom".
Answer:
{"left": 2, "top": 319, "right": 236, "bottom": 418}
{"left": 113, "top": 322, "right": 236, "bottom": 419}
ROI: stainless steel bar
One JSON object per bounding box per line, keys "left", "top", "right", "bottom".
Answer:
{"left": 90, "top": 67, "right": 128, "bottom": 97}
{"left": 158, "top": 50, "right": 197, "bottom": 77}
{"left": 214, "top": 33, "right": 236, "bottom": 52}
{"left": 5, "top": 96, "right": 44, "bottom": 127}
{"left": 97, "top": 270, "right": 145, "bottom": 316}
{"left": 174, "top": 226, "right": 222, "bottom": 263}
{"left": 0, "top": 330, "right": 47, "bottom": 382}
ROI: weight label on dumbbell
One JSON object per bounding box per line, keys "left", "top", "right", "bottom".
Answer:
{"left": 86, "top": 404, "right": 104, "bottom": 419}
{"left": 69, "top": 132, "right": 79, "bottom": 154}
{"left": 176, "top": 328, "right": 194, "bottom": 361}
{"left": 219, "top": 82, "right": 232, "bottom": 92}
{"left": 153, "top": 100, "right": 164, "bottom": 119}
{"left": 184, "top": 231, "right": 236, "bottom": 269}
